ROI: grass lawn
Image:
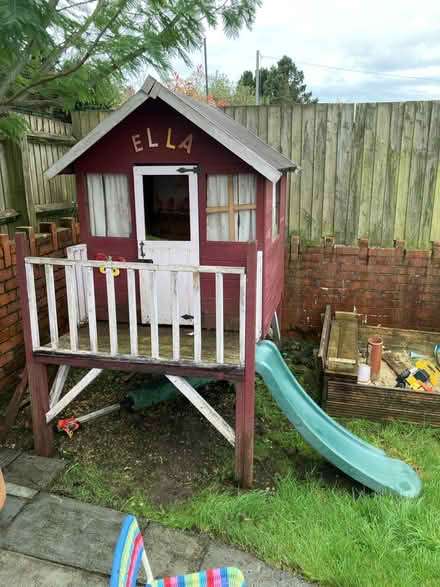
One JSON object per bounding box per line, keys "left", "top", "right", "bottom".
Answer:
{"left": 5, "top": 338, "right": 440, "bottom": 585}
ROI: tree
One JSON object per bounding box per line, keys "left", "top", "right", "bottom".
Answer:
{"left": 169, "top": 67, "right": 255, "bottom": 107}
{"left": 0, "top": 0, "right": 262, "bottom": 137}
{"left": 238, "top": 56, "right": 316, "bottom": 104}
{"left": 208, "top": 71, "right": 255, "bottom": 106}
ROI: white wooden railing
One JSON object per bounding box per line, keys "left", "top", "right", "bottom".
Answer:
{"left": 24, "top": 255, "right": 247, "bottom": 367}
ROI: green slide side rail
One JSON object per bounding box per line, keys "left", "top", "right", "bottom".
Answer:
{"left": 255, "top": 341, "right": 422, "bottom": 498}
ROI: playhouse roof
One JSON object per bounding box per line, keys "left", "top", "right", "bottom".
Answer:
{"left": 45, "top": 76, "right": 297, "bottom": 183}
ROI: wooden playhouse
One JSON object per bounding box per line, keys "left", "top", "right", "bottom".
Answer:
{"left": 17, "top": 76, "right": 297, "bottom": 487}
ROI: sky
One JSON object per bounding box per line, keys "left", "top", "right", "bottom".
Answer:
{"left": 171, "top": 0, "right": 440, "bottom": 103}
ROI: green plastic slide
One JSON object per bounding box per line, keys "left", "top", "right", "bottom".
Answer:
{"left": 255, "top": 341, "right": 422, "bottom": 498}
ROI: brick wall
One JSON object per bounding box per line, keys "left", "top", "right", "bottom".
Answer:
{"left": 0, "top": 221, "right": 80, "bottom": 394}
{"left": 282, "top": 236, "right": 440, "bottom": 333}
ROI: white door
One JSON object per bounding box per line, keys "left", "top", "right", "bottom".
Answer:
{"left": 133, "top": 165, "right": 199, "bottom": 325}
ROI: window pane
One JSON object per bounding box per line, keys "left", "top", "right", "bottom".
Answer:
{"left": 87, "top": 174, "right": 131, "bottom": 237}
{"left": 143, "top": 175, "right": 190, "bottom": 241}
{"left": 236, "top": 174, "right": 256, "bottom": 241}
{"left": 87, "top": 174, "right": 106, "bottom": 236}
{"left": 207, "top": 173, "right": 256, "bottom": 241}
{"left": 272, "top": 180, "right": 280, "bottom": 238}
{"left": 207, "top": 175, "right": 229, "bottom": 240}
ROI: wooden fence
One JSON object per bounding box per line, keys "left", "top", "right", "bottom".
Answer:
{"left": 4, "top": 102, "right": 439, "bottom": 248}
{"left": 0, "top": 114, "right": 76, "bottom": 236}
{"left": 224, "top": 102, "right": 440, "bottom": 248}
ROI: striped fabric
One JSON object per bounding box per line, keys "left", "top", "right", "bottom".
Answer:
{"left": 110, "top": 515, "right": 245, "bottom": 587}
{"left": 146, "top": 567, "right": 246, "bottom": 587}
{"left": 110, "top": 515, "right": 145, "bottom": 587}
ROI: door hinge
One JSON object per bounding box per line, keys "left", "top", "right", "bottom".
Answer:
{"left": 181, "top": 314, "right": 194, "bottom": 320}
{"left": 177, "top": 166, "right": 199, "bottom": 174}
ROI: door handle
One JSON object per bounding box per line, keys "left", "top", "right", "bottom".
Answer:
{"left": 139, "top": 241, "right": 145, "bottom": 258}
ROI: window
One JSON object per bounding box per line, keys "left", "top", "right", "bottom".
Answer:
{"left": 272, "top": 180, "right": 281, "bottom": 238}
{"left": 142, "top": 174, "right": 190, "bottom": 241}
{"left": 87, "top": 174, "right": 131, "bottom": 237}
{"left": 206, "top": 174, "right": 256, "bottom": 241}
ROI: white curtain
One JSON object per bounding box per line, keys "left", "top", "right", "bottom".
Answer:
{"left": 236, "top": 174, "right": 256, "bottom": 241}
{"left": 207, "top": 174, "right": 256, "bottom": 241}
{"left": 207, "top": 175, "right": 229, "bottom": 240}
{"left": 87, "top": 174, "right": 131, "bottom": 237}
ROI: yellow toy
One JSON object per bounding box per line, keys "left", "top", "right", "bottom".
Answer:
{"left": 415, "top": 360, "right": 440, "bottom": 386}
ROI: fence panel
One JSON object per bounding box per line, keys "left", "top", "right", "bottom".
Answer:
{"left": 223, "top": 101, "right": 440, "bottom": 247}
{"left": 0, "top": 113, "right": 77, "bottom": 233}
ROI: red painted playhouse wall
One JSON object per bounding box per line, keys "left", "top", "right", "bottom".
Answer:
{"left": 262, "top": 175, "right": 286, "bottom": 335}
{"left": 74, "top": 98, "right": 285, "bottom": 332}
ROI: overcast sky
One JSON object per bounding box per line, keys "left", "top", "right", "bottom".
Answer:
{"left": 171, "top": 0, "right": 440, "bottom": 103}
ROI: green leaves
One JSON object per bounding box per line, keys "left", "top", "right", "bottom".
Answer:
{"left": 238, "top": 55, "right": 317, "bottom": 105}
{"left": 0, "top": 0, "right": 262, "bottom": 128}
{"left": 0, "top": 111, "right": 29, "bottom": 141}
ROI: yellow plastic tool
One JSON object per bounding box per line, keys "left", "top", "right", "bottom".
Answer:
{"left": 415, "top": 360, "right": 440, "bottom": 385}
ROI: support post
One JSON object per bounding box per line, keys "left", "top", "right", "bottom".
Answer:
{"left": 235, "top": 241, "right": 257, "bottom": 488}
{"left": 16, "top": 233, "right": 53, "bottom": 456}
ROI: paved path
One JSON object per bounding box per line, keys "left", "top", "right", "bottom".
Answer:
{"left": 0, "top": 448, "right": 312, "bottom": 586}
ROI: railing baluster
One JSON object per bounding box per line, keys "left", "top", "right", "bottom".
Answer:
{"left": 64, "top": 265, "right": 78, "bottom": 351}
{"left": 25, "top": 262, "right": 40, "bottom": 350}
{"left": 193, "top": 271, "right": 202, "bottom": 362}
{"left": 127, "top": 269, "right": 138, "bottom": 355}
{"left": 150, "top": 271, "right": 159, "bottom": 359}
{"left": 106, "top": 267, "right": 118, "bottom": 355}
{"left": 45, "top": 264, "right": 58, "bottom": 349}
{"left": 171, "top": 271, "right": 180, "bottom": 361}
{"left": 85, "top": 266, "right": 98, "bottom": 353}
{"left": 239, "top": 273, "right": 246, "bottom": 365}
{"left": 215, "top": 273, "right": 224, "bottom": 363}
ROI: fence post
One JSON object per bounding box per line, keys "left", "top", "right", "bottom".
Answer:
{"left": 20, "top": 136, "right": 37, "bottom": 230}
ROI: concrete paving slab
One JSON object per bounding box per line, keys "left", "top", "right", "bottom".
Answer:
{"left": 0, "top": 550, "right": 108, "bottom": 587}
{"left": 3, "top": 454, "right": 64, "bottom": 489}
{"left": 202, "top": 543, "right": 312, "bottom": 587}
{"left": 0, "top": 447, "right": 21, "bottom": 469}
{"left": 142, "top": 522, "right": 208, "bottom": 579}
{"left": 5, "top": 481, "right": 38, "bottom": 499}
{"left": 0, "top": 492, "right": 129, "bottom": 576}
{"left": 0, "top": 495, "right": 27, "bottom": 528}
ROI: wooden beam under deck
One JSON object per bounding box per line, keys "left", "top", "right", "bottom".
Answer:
{"left": 33, "top": 351, "right": 244, "bottom": 381}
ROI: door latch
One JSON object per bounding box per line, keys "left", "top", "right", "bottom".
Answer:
{"left": 181, "top": 314, "right": 194, "bottom": 320}
{"left": 139, "top": 241, "right": 145, "bottom": 258}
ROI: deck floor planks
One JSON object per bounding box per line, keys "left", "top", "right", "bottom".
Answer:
{"left": 53, "top": 321, "right": 241, "bottom": 365}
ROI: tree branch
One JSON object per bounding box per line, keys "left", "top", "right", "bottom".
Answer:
{"left": 57, "top": 0, "right": 96, "bottom": 12}
{"left": 1, "top": 4, "right": 124, "bottom": 108}
{"left": 0, "top": 40, "right": 36, "bottom": 100}
{"left": 39, "top": 0, "right": 106, "bottom": 74}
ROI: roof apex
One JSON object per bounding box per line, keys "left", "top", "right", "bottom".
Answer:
{"left": 45, "top": 76, "right": 296, "bottom": 182}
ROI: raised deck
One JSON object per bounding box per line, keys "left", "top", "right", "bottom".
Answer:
{"left": 50, "top": 322, "right": 240, "bottom": 365}
{"left": 16, "top": 235, "right": 258, "bottom": 487}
